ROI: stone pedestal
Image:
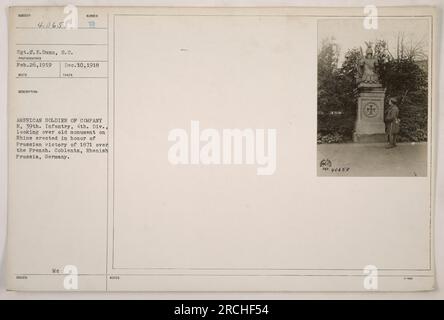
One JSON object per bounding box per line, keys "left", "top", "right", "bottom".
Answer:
{"left": 353, "top": 84, "right": 386, "bottom": 143}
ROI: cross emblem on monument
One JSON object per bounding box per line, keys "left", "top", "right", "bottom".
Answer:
{"left": 364, "top": 103, "right": 378, "bottom": 117}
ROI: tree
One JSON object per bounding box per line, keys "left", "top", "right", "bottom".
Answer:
{"left": 371, "top": 39, "right": 428, "bottom": 106}
{"left": 317, "top": 38, "right": 340, "bottom": 114}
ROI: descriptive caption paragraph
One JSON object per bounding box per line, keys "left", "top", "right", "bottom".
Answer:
{"left": 15, "top": 117, "right": 108, "bottom": 160}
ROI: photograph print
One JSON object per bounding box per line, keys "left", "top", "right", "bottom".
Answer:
{"left": 317, "top": 18, "right": 431, "bottom": 177}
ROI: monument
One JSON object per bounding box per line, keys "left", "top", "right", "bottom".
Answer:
{"left": 353, "top": 42, "right": 386, "bottom": 143}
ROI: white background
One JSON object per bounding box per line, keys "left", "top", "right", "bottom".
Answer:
{"left": 0, "top": 0, "right": 443, "bottom": 299}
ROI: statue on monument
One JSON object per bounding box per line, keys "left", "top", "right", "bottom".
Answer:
{"left": 353, "top": 41, "right": 386, "bottom": 143}
{"left": 356, "top": 42, "right": 380, "bottom": 85}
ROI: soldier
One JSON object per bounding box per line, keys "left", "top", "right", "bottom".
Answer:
{"left": 385, "top": 97, "right": 400, "bottom": 148}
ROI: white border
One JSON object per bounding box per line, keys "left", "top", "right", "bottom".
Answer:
{"left": 0, "top": 0, "right": 442, "bottom": 299}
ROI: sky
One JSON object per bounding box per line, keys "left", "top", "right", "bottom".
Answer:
{"left": 318, "top": 18, "right": 430, "bottom": 65}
